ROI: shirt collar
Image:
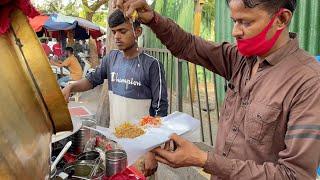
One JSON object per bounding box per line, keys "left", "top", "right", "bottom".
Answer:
{"left": 261, "top": 32, "right": 299, "bottom": 66}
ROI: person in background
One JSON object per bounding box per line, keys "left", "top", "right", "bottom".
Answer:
{"left": 47, "top": 38, "right": 54, "bottom": 49}
{"left": 40, "top": 38, "right": 52, "bottom": 57}
{"left": 72, "top": 39, "right": 86, "bottom": 69}
{"left": 52, "top": 40, "right": 63, "bottom": 60}
{"left": 73, "top": 39, "right": 84, "bottom": 56}
{"left": 115, "top": 0, "right": 320, "bottom": 179}
{"left": 61, "top": 9, "right": 168, "bottom": 177}
{"left": 50, "top": 47, "right": 82, "bottom": 86}
{"left": 81, "top": 40, "right": 88, "bottom": 51}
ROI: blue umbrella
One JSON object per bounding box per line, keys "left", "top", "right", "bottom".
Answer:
{"left": 44, "top": 14, "right": 77, "bottom": 31}
{"left": 30, "top": 13, "right": 104, "bottom": 39}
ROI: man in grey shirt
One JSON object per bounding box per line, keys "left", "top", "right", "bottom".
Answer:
{"left": 87, "top": 49, "right": 168, "bottom": 124}
{"left": 62, "top": 9, "right": 168, "bottom": 177}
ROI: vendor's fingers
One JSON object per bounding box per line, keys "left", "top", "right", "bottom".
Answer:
{"left": 172, "top": 141, "right": 178, "bottom": 151}
{"left": 155, "top": 155, "right": 171, "bottom": 165}
{"left": 114, "top": 0, "right": 124, "bottom": 9}
{"left": 151, "top": 147, "right": 161, "bottom": 154}
{"left": 112, "top": 0, "right": 116, "bottom": 9}
{"left": 65, "top": 96, "right": 69, "bottom": 103}
{"left": 151, "top": 146, "right": 162, "bottom": 153}
{"left": 143, "top": 170, "right": 150, "bottom": 177}
{"left": 145, "top": 170, "right": 155, "bottom": 177}
{"left": 123, "top": 0, "right": 138, "bottom": 17}
{"left": 170, "top": 133, "right": 185, "bottom": 146}
{"left": 153, "top": 147, "right": 174, "bottom": 161}
{"left": 144, "top": 167, "right": 157, "bottom": 177}
{"left": 140, "top": 160, "right": 145, "bottom": 171}
{"left": 62, "top": 91, "right": 70, "bottom": 103}
{"left": 164, "top": 141, "right": 170, "bottom": 151}
{"left": 141, "top": 161, "right": 151, "bottom": 177}
{"left": 167, "top": 140, "right": 177, "bottom": 151}
{"left": 155, "top": 155, "right": 178, "bottom": 168}
{"left": 150, "top": 167, "right": 158, "bottom": 176}
{"left": 123, "top": 0, "right": 147, "bottom": 18}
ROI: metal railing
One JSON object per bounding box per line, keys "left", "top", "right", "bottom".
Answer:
{"left": 144, "top": 48, "right": 221, "bottom": 146}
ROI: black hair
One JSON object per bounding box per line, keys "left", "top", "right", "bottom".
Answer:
{"left": 226, "top": 0, "right": 297, "bottom": 14}
{"left": 108, "top": 9, "right": 141, "bottom": 28}
{"left": 65, "top": 47, "right": 74, "bottom": 54}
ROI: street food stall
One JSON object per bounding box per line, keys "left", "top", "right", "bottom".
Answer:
{"left": 0, "top": 1, "right": 144, "bottom": 179}
{"left": 0, "top": 1, "right": 201, "bottom": 179}
{"left": 0, "top": 0, "right": 72, "bottom": 178}
{"left": 50, "top": 112, "right": 199, "bottom": 179}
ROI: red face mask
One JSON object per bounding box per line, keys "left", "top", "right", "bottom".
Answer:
{"left": 236, "top": 9, "right": 285, "bottom": 57}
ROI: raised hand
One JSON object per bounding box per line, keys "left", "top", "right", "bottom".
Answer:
{"left": 113, "top": 0, "right": 155, "bottom": 24}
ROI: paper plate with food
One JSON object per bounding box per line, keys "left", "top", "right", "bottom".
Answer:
{"left": 91, "top": 112, "right": 200, "bottom": 165}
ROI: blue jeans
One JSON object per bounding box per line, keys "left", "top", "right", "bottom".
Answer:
{"left": 58, "top": 76, "right": 71, "bottom": 87}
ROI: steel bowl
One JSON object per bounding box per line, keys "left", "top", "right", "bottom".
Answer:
{"left": 63, "top": 160, "right": 104, "bottom": 180}
{"left": 76, "top": 151, "right": 100, "bottom": 162}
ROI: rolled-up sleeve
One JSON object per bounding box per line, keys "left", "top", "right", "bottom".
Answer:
{"left": 85, "top": 55, "right": 109, "bottom": 88}
{"left": 203, "top": 79, "right": 320, "bottom": 179}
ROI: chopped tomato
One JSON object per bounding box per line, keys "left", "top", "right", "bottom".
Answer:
{"left": 139, "top": 116, "right": 161, "bottom": 127}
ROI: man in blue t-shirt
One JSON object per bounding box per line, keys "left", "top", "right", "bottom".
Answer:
{"left": 62, "top": 9, "right": 168, "bottom": 176}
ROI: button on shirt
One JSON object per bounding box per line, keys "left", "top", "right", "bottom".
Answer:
{"left": 148, "top": 12, "right": 320, "bottom": 179}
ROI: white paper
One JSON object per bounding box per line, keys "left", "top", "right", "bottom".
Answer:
{"left": 89, "top": 112, "right": 200, "bottom": 166}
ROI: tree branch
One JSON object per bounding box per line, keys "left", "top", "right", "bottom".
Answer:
{"left": 49, "top": 2, "right": 58, "bottom": 12}
{"left": 82, "top": 0, "right": 88, "bottom": 7}
{"left": 70, "top": 0, "right": 77, "bottom": 7}
{"left": 90, "top": 0, "right": 108, "bottom": 12}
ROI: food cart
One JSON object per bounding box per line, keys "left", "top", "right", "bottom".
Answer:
{"left": 0, "top": 1, "right": 143, "bottom": 179}
{"left": 0, "top": 1, "right": 200, "bottom": 179}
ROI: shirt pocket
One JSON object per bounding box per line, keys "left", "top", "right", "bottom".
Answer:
{"left": 244, "top": 101, "right": 281, "bottom": 144}
{"left": 221, "top": 86, "right": 237, "bottom": 119}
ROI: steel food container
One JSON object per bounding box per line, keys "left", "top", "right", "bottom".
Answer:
{"left": 70, "top": 118, "right": 97, "bottom": 154}
{"left": 105, "top": 149, "right": 127, "bottom": 177}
